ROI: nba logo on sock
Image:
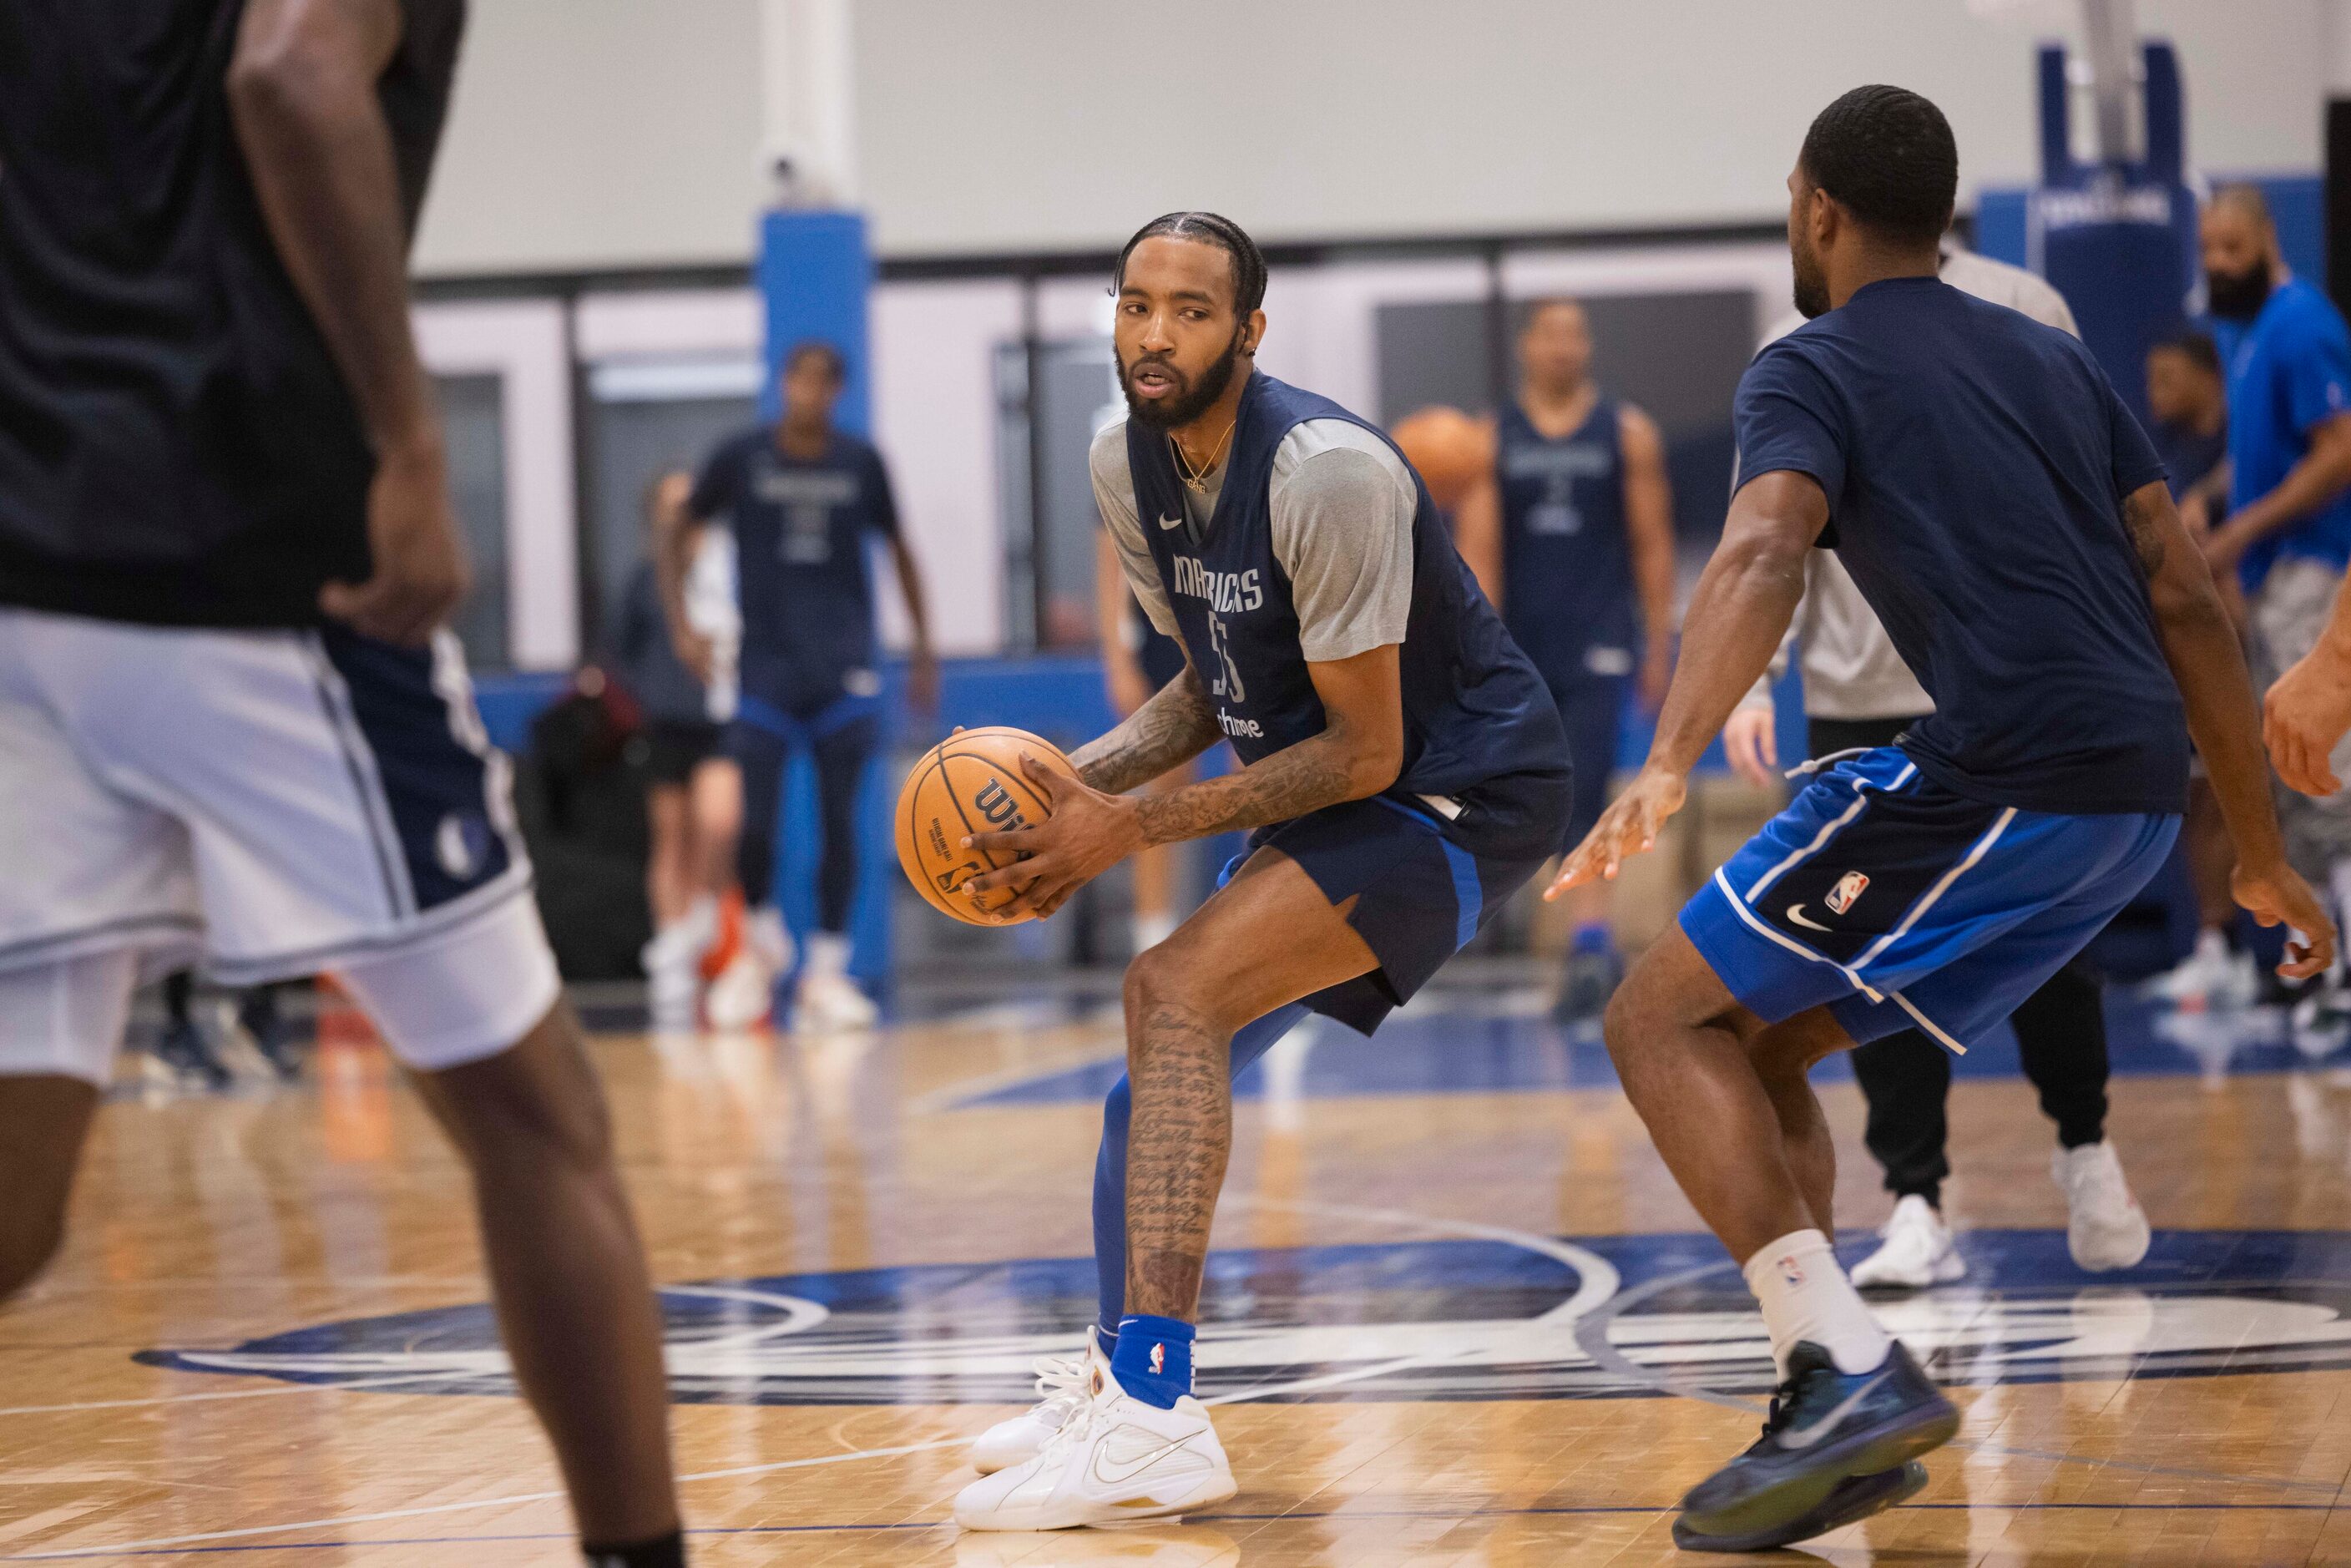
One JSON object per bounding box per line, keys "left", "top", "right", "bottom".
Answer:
{"left": 1826, "top": 871, "right": 1869, "bottom": 916}
{"left": 1150, "top": 1343, "right": 1165, "bottom": 1376}
{"left": 1777, "top": 1252, "right": 1805, "bottom": 1287}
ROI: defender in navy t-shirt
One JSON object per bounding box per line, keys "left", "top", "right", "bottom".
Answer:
{"left": 1733, "top": 276, "right": 2186, "bottom": 814}
{"left": 1552, "top": 88, "right": 2330, "bottom": 1554}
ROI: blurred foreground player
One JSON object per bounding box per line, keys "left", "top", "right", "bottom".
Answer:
{"left": 662, "top": 342, "right": 938, "bottom": 1030}
{"left": 1455, "top": 299, "right": 1677, "bottom": 1020}
{"left": 0, "top": 4, "right": 683, "bottom": 1563}
{"left": 1556, "top": 87, "right": 2331, "bottom": 1550}
{"left": 950, "top": 212, "right": 1569, "bottom": 1528}
{"left": 1722, "top": 250, "right": 2149, "bottom": 1291}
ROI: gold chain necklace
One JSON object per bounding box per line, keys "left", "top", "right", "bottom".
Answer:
{"left": 1170, "top": 417, "right": 1236, "bottom": 495}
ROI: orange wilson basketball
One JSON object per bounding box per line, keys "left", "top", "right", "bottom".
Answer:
{"left": 896, "top": 726, "right": 1081, "bottom": 927}
{"left": 1390, "top": 404, "right": 1494, "bottom": 511}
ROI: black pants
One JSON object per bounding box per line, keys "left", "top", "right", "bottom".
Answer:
{"left": 732, "top": 713, "right": 877, "bottom": 933}
{"left": 1808, "top": 716, "right": 2111, "bottom": 1206}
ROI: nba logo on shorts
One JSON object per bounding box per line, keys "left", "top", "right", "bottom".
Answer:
{"left": 1826, "top": 871, "right": 1869, "bottom": 916}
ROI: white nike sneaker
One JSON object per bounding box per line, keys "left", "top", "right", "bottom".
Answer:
{"left": 968, "top": 1328, "right": 1110, "bottom": 1475}
{"left": 953, "top": 1368, "right": 1236, "bottom": 1530}
{"left": 2054, "top": 1140, "right": 2151, "bottom": 1271}
{"left": 705, "top": 906, "right": 791, "bottom": 1030}
{"left": 1849, "top": 1195, "right": 1964, "bottom": 1291}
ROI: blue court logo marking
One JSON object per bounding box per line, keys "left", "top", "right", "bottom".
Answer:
{"left": 139, "top": 1230, "right": 2351, "bottom": 1407}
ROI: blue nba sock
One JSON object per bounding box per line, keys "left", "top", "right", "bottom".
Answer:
{"left": 1090, "top": 1002, "right": 1312, "bottom": 1355}
{"left": 1110, "top": 1314, "right": 1196, "bottom": 1407}
{"left": 1572, "top": 920, "right": 1615, "bottom": 955}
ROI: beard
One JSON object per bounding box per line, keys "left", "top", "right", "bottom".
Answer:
{"left": 1791, "top": 240, "right": 1832, "bottom": 320}
{"left": 2206, "top": 257, "right": 2275, "bottom": 322}
{"left": 1119, "top": 331, "right": 1244, "bottom": 431}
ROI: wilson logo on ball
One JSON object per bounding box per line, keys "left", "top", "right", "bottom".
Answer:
{"left": 973, "top": 779, "right": 1026, "bottom": 829}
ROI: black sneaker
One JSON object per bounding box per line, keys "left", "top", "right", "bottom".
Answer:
{"left": 1676, "top": 1341, "right": 1956, "bottom": 1545}
{"left": 1674, "top": 1460, "right": 1927, "bottom": 1552}
{"left": 152, "top": 1019, "right": 233, "bottom": 1092}
{"left": 235, "top": 989, "right": 303, "bottom": 1081}
{"left": 1553, "top": 945, "right": 1624, "bottom": 1023}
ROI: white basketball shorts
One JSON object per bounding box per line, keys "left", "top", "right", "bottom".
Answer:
{"left": 0, "top": 606, "right": 559, "bottom": 1078}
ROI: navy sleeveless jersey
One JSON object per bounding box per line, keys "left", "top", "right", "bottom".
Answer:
{"left": 1496, "top": 397, "right": 1635, "bottom": 679}
{"left": 1127, "top": 373, "right": 1565, "bottom": 803}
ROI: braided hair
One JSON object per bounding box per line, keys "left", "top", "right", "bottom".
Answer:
{"left": 1113, "top": 211, "right": 1267, "bottom": 316}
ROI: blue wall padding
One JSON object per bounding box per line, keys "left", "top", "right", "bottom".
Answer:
{"left": 756, "top": 209, "right": 873, "bottom": 435}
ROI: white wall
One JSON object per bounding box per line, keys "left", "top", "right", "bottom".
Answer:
{"left": 852, "top": 0, "right": 2328, "bottom": 256}
{"left": 414, "top": 0, "right": 767, "bottom": 276}
{"left": 415, "top": 0, "right": 2328, "bottom": 276}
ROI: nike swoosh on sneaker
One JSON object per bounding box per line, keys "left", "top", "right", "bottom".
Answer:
{"left": 1786, "top": 903, "right": 1833, "bottom": 933}
{"left": 1774, "top": 1371, "right": 1891, "bottom": 1449}
{"left": 1157, "top": 513, "right": 1186, "bottom": 531}
{"left": 1089, "top": 1432, "right": 1199, "bottom": 1487}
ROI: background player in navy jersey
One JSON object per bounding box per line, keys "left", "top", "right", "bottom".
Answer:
{"left": 0, "top": 3, "right": 684, "bottom": 1564}
{"left": 659, "top": 341, "right": 938, "bottom": 1031}
{"left": 1554, "top": 87, "right": 2333, "bottom": 1552}
{"left": 1455, "top": 300, "right": 1677, "bottom": 1020}
{"left": 947, "top": 212, "right": 1569, "bottom": 1530}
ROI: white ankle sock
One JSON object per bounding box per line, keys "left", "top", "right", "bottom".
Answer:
{"left": 1743, "top": 1228, "right": 1891, "bottom": 1378}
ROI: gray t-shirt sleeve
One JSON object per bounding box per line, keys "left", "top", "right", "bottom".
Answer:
{"left": 1269, "top": 419, "right": 1416, "bottom": 661}
{"left": 1089, "top": 419, "right": 1181, "bottom": 638}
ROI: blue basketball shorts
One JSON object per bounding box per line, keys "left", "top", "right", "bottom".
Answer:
{"left": 1227, "top": 766, "right": 1572, "bottom": 1035}
{"left": 1679, "top": 748, "right": 2179, "bottom": 1053}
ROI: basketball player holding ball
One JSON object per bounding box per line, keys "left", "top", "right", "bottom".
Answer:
{"left": 945, "top": 213, "right": 1570, "bottom": 1530}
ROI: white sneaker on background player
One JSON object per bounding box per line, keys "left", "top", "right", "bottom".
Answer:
{"left": 2054, "top": 1140, "right": 2151, "bottom": 1271}
{"left": 2146, "top": 928, "right": 2258, "bottom": 1012}
{"left": 794, "top": 930, "right": 877, "bottom": 1031}
{"left": 640, "top": 895, "right": 716, "bottom": 1032}
{"left": 953, "top": 1361, "right": 1235, "bottom": 1530}
{"left": 968, "top": 1328, "right": 1112, "bottom": 1475}
{"left": 1850, "top": 1195, "right": 1965, "bottom": 1290}
{"left": 705, "top": 904, "right": 791, "bottom": 1030}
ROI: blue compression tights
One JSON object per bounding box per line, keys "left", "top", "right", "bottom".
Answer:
{"left": 1091, "top": 1001, "right": 1313, "bottom": 1340}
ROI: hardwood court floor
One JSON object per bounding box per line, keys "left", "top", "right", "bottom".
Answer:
{"left": 6, "top": 978, "right": 2351, "bottom": 1565}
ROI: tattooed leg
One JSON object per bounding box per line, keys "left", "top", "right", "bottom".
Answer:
{"left": 1115, "top": 847, "right": 1378, "bottom": 1321}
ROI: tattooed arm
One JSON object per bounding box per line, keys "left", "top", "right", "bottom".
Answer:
{"left": 2120, "top": 478, "right": 2333, "bottom": 976}
{"left": 967, "top": 644, "right": 1407, "bottom": 918}
{"left": 1072, "top": 660, "right": 1223, "bottom": 797}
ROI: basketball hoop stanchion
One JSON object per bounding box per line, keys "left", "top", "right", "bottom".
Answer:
{"left": 2027, "top": 25, "right": 2197, "bottom": 428}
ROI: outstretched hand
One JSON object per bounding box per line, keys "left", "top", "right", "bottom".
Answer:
{"left": 1545, "top": 763, "right": 1686, "bottom": 900}
{"left": 2264, "top": 642, "right": 2351, "bottom": 797}
{"left": 961, "top": 754, "right": 1142, "bottom": 920}
{"left": 2233, "top": 861, "right": 2338, "bottom": 981}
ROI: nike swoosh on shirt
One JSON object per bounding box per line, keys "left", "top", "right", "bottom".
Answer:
{"left": 1787, "top": 904, "right": 1833, "bottom": 933}
{"left": 1157, "top": 513, "right": 1186, "bottom": 531}
{"left": 1775, "top": 1372, "right": 1891, "bottom": 1450}
{"left": 1089, "top": 1434, "right": 1197, "bottom": 1487}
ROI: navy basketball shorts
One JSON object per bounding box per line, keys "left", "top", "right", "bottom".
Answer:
{"left": 1680, "top": 747, "right": 2178, "bottom": 1053}
{"left": 1542, "top": 666, "right": 1630, "bottom": 849}
{"left": 0, "top": 608, "right": 555, "bottom": 1081}
{"left": 1231, "top": 767, "right": 1573, "bottom": 1034}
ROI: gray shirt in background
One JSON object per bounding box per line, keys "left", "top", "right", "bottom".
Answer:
{"left": 1091, "top": 412, "right": 1417, "bottom": 665}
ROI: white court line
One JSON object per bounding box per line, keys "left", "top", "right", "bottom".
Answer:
{"left": 0, "top": 1439, "right": 968, "bottom": 1560}
{"left": 6, "top": 1197, "right": 1613, "bottom": 1560}
{"left": 0, "top": 1372, "right": 467, "bottom": 1419}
